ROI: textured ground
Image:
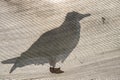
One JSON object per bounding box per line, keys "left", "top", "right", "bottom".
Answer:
{"left": 0, "top": 0, "right": 120, "bottom": 80}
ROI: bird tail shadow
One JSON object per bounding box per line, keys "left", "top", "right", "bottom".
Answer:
{"left": 1, "top": 57, "right": 18, "bottom": 64}
{"left": 1, "top": 57, "right": 20, "bottom": 73}
{"left": 9, "top": 57, "right": 21, "bottom": 73}
{"left": 9, "top": 62, "right": 17, "bottom": 73}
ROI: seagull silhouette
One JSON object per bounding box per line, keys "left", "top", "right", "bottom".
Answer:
{"left": 1, "top": 11, "right": 91, "bottom": 74}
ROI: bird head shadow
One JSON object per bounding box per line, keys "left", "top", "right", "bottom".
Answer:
{"left": 65, "top": 11, "right": 91, "bottom": 21}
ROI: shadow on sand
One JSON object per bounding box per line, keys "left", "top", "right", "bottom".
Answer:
{"left": 1, "top": 11, "right": 91, "bottom": 73}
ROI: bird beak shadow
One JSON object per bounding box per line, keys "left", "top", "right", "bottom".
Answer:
{"left": 84, "top": 13, "right": 91, "bottom": 17}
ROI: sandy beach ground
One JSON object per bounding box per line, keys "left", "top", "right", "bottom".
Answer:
{"left": 0, "top": 0, "right": 120, "bottom": 79}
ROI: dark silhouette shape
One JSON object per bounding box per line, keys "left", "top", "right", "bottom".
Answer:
{"left": 102, "top": 17, "right": 106, "bottom": 24}
{"left": 50, "top": 67, "right": 64, "bottom": 73}
{"left": 1, "top": 11, "right": 91, "bottom": 74}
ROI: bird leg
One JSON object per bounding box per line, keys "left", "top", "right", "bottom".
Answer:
{"left": 49, "top": 59, "right": 64, "bottom": 74}
{"left": 49, "top": 67, "right": 64, "bottom": 74}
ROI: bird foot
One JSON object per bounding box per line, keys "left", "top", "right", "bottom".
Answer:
{"left": 50, "top": 67, "right": 64, "bottom": 74}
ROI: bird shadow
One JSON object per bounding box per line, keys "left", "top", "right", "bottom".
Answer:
{"left": 1, "top": 11, "right": 91, "bottom": 73}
